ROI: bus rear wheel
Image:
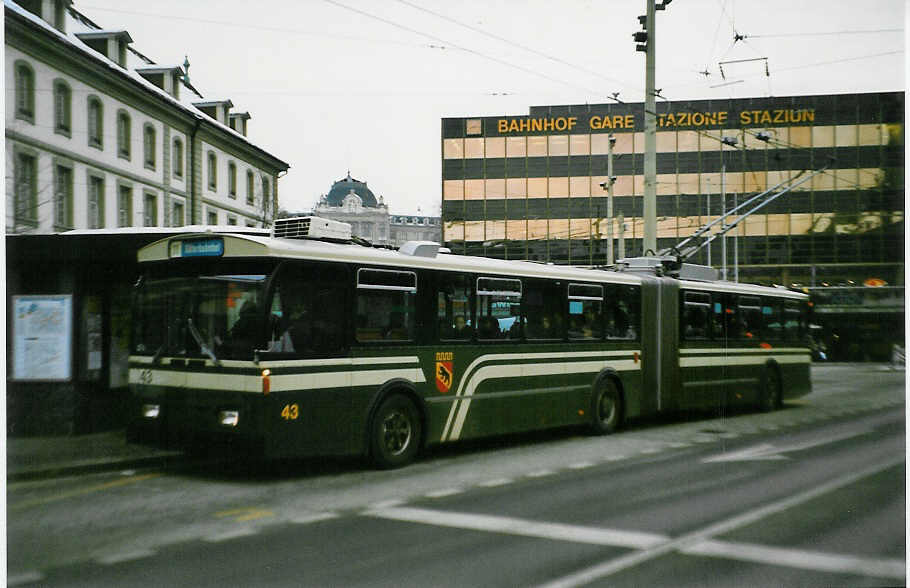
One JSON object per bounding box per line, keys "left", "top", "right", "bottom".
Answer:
{"left": 590, "top": 378, "right": 622, "bottom": 435}
{"left": 370, "top": 394, "right": 421, "bottom": 469}
{"left": 759, "top": 366, "right": 782, "bottom": 412}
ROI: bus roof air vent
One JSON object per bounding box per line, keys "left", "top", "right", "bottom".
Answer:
{"left": 272, "top": 216, "right": 352, "bottom": 242}
{"left": 399, "top": 241, "right": 440, "bottom": 258}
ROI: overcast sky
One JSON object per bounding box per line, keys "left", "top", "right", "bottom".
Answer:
{"left": 77, "top": 1, "right": 905, "bottom": 215}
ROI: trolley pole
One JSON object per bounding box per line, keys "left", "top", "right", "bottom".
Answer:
{"left": 618, "top": 211, "right": 626, "bottom": 259}
{"left": 607, "top": 133, "right": 615, "bottom": 265}
{"left": 642, "top": 0, "right": 657, "bottom": 255}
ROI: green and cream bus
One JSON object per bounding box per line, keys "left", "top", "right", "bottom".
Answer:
{"left": 129, "top": 217, "right": 811, "bottom": 468}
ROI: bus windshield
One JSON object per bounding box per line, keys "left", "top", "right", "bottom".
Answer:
{"left": 133, "top": 264, "right": 272, "bottom": 361}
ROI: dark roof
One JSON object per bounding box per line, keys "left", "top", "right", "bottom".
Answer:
{"left": 325, "top": 172, "right": 378, "bottom": 207}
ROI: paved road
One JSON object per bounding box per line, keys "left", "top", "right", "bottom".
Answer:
{"left": 8, "top": 364, "right": 905, "bottom": 586}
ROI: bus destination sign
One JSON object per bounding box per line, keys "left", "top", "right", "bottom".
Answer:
{"left": 175, "top": 238, "right": 225, "bottom": 258}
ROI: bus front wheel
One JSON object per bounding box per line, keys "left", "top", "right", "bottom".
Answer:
{"left": 590, "top": 378, "right": 623, "bottom": 435}
{"left": 370, "top": 393, "right": 421, "bottom": 469}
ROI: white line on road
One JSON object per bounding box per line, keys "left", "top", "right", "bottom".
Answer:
{"left": 368, "top": 499, "right": 405, "bottom": 509}
{"left": 568, "top": 461, "right": 595, "bottom": 470}
{"left": 702, "top": 428, "right": 870, "bottom": 463}
{"left": 8, "top": 572, "right": 44, "bottom": 586}
{"left": 365, "top": 506, "right": 667, "bottom": 550}
{"left": 426, "top": 488, "right": 464, "bottom": 498}
{"left": 683, "top": 539, "right": 905, "bottom": 579}
{"left": 289, "top": 512, "right": 339, "bottom": 525}
{"left": 478, "top": 478, "right": 513, "bottom": 487}
{"left": 95, "top": 549, "right": 157, "bottom": 565}
{"left": 537, "top": 457, "right": 904, "bottom": 588}
{"left": 205, "top": 528, "right": 258, "bottom": 543}
{"left": 527, "top": 469, "right": 556, "bottom": 478}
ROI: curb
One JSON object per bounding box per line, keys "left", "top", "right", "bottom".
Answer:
{"left": 8, "top": 453, "right": 181, "bottom": 482}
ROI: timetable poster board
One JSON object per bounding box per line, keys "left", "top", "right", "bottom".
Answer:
{"left": 13, "top": 295, "right": 73, "bottom": 381}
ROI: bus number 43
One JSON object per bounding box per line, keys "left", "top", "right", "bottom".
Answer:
{"left": 281, "top": 404, "right": 299, "bottom": 421}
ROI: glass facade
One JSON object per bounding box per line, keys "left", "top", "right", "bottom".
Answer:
{"left": 441, "top": 91, "right": 904, "bottom": 288}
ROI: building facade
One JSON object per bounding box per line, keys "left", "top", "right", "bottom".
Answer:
{"left": 441, "top": 92, "right": 903, "bottom": 282}
{"left": 441, "top": 91, "right": 904, "bottom": 359}
{"left": 310, "top": 172, "right": 441, "bottom": 247}
{"left": 5, "top": 0, "right": 289, "bottom": 435}
{"left": 6, "top": 0, "right": 289, "bottom": 235}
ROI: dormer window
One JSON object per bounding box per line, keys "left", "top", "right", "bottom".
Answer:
{"left": 75, "top": 30, "right": 133, "bottom": 68}
{"left": 192, "top": 99, "right": 234, "bottom": 125}
{"left": 136, "top": 66, "right": 184, "bottom": 99}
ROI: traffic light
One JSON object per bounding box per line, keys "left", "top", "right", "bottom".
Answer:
{"left": 634, "top": 15, "right": 648, "bottom": 52}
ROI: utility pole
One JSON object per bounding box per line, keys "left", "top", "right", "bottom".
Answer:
{"left": 634, "top": 0, "right": 670, "bottom": 255}
{"left": 721, "top": 162, "right": 727, "bottom": 280}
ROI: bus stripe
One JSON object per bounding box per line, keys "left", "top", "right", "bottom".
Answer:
{"left": 680, "top": 354, "right": 810, "bottom": 368}
{"left": 442, "top": 351, "right": 641, "bottom": 442}
{"left": 129, "top": 366, "right": 426, "bottom": 392}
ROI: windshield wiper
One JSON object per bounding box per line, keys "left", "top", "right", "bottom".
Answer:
{"left": 187, "top": 318, "right": 221, "bottom": 366}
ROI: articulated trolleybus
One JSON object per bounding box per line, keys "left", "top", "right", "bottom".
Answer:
{"left": 129, "top": 216, "right": 811, "bottom": 468}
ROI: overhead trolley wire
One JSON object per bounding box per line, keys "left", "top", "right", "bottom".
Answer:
{"left": 322, "top": 0, "right": 604, "bottom": 97}
{"left": 393, "top": 0, "right": 640, "bottom": 97}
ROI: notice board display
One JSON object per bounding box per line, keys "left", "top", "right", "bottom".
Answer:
{"left": 12, "top": 295, "right": 73, "bottom": 381}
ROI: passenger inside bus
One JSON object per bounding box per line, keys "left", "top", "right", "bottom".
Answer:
{"left": 477, "top": 315, "right": 499, "bottom": 339}
{"left": 452, "top": 315, "right": 472, "bottom": 338}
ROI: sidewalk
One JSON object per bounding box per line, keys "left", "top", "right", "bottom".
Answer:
{"left": 7, "top": 429, "right": 180, "bottom": 482}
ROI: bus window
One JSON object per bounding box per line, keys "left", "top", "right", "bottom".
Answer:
{"left": 568, "top": 283, "right": 603, "bottom": 341}
{"left": 763, "top": 300, "right": 783, "bottom": 340}
{"left": 710, "top": 294, "right": 724, "bottom": 339}
{"left": 739, "top": 296, "right": 763, "bottom": 340}
{"left": 724, "top": 296, "right": 745, "bottom": 339}
{"left": 682, "top": 291, "right": 711, "bottom": 340}
{"left": 524, "top": 279, "right": 564, "bottom": 340}
{"left": 438, "top": 273, "right": 472, "bottom": 341}
{"left": 783, "top": 301, "right": 804, "bottom": 341}
{"left": 266, "top": 262, "right": 347, "bottom": 356}
{"left": 356, "top": 268, "right": 417, "bottom": 343}
{"left": 605, "top": 284, "right": 639, "bottom": 340}
{"left": 476, "top": 277, "right": 521, "bottom": 340}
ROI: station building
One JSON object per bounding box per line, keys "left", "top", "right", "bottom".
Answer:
{"left": 306, "top": 172, "right": 441, "bottom": 247}
{"left": 441, "top": 91, "right": 904, "bottom": 359}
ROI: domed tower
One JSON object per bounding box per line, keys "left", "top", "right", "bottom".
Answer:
{"left": 313, "top": 171, "right": 390, "bottom": 244}
{"left": 325, "top": 171, "right": 378, "bottom": 208}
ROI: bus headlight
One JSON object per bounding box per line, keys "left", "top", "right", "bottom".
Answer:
{"left": 218, "top": 410, "right": 240, "bottom": 427}
{"left": 142, "top": 404, "right": 160, "bottom": 419}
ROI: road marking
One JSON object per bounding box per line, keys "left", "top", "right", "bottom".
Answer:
{"left": 96, "top": 549, "right": 157, "bottom": 565}
{"left": 365, "top": 506, "right": 667, "bottom": 550}
{"left": 538, "top": 457, "right": 904, "bottom": 588}
{"left": 290, "top": 512, "right": 339, "bottom": 525}
{"left": 568, "top": 461, "right": 595, "bottom": 470}
{"left": 215, "top": 507, "right": 273, "bottom": 522}
{"left": 8, "top": 572, "right": 44, "bottom": 586}
{"left": 205, "top": 528, "right": 258, "bottom": 542}
{"left": 369, "top": 499, "right": 405, "bottom": 509}
{"left": 527, "top": 469, "right": 555, "bottom": 478}
{"left": 426, "top": 488, "right": 463, "bottom": 498}
{"left": 702, "top": 428, "right": 870, "bottom": 463}
{"left": 683, "top": 539, "right": 905, "bottom": 580}
{"left": 478, "top": 478, "right": 513, "bottom": 487}
{"left": 8, "top": 473, "right": 162, "bottom": 511}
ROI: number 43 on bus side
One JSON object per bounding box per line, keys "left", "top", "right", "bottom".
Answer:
{"left": 281, "top": 404, "right": 299, "bottom": 420}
